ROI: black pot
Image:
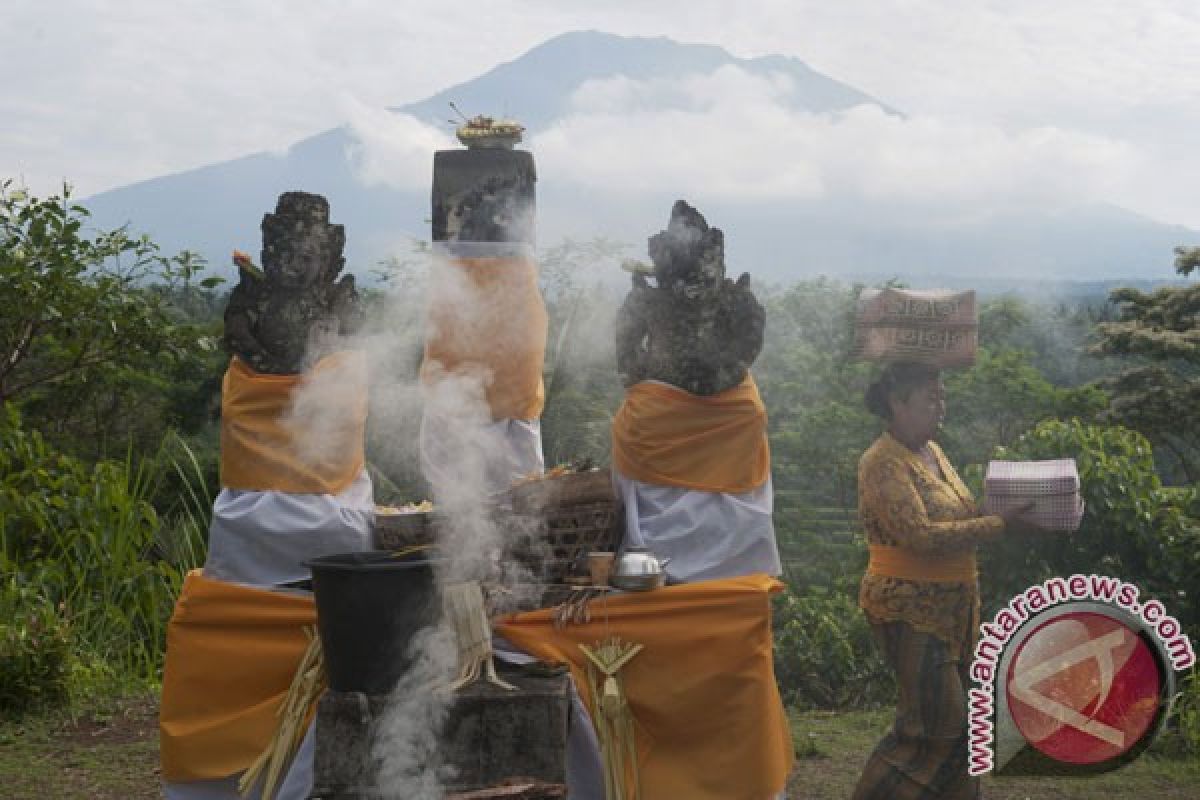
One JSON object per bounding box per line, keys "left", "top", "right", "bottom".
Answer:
{"left": 306, "top": 551, "right": 441, "bottom": 694}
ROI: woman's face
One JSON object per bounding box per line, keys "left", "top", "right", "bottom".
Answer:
{"left": 889, "top": 376, "right": 946, "bottom": 444}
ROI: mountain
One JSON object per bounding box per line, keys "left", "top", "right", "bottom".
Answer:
{"left": 81, "top": 30, "right": 1198, "bottom": 283}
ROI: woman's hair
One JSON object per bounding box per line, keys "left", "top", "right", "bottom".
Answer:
{"left": 864, "top": 361, "right": 941, "bottom": 420}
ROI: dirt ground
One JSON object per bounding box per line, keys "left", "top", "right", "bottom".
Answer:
{"left": 2, "top": 698, "right": 1198, "bottom": 799}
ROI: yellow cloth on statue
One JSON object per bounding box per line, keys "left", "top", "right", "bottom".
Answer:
{"left": 160, "top": 570, "right": 316, "bottom": 782}
{"left": 495, "top": 574, "right": 794, "bottom": 800}
{"left": 219, "top": 351, "right": 367, "bottom": 494}
{"left": 420, "top": 255, "right": 547, "bottom": 421}
{"left": 611, "top": 375, "right": 770, "bottom": 493}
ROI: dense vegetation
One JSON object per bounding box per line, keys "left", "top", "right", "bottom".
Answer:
{"left": 2, "top": 182, "right": 1199, "bottom": 757}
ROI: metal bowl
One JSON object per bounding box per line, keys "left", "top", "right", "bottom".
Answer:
{"left": 608, "top": 546, "right": 670, "bottom": 592}
{"left": 609, "top": 572, "right": 666, "bottom": 592}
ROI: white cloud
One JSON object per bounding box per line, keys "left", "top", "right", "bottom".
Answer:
{"left": 534, "top": 66, "right": 1140, "bottom": 221}
{"left": 341, "top": 98, "right": 455, "bottom": 190}
{"left": 1, "top": 0, "right": 1197, "bottom": 224}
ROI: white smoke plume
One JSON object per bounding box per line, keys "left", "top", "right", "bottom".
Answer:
{"left": 370, "top": 623, "right": 460, "bottom": 798}
{"left": 341, "top": 95, "right": 456, "bottom": 190}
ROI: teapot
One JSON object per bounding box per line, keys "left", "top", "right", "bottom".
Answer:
{"left": 609, "top": 546, "right": 671, "bottom": 591}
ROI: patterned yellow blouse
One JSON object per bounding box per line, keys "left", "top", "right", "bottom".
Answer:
{"left": 858, "top": 432, "right": 1004, "bottom": 659}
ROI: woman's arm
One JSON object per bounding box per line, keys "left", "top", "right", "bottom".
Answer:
{"left": 861, "top": 454, "right": 1004, "bottom": 555}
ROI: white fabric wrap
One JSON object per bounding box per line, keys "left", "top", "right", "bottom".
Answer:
{"left": 204, "top": 469, "right": 375, "bottom": 587}
{"left": 614, "top": 469, "right": 782, "bottom": 582}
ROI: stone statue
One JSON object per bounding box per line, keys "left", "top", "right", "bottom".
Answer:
{"left": 615, "top": 200, "right": 765, "bottom": 395}
{"left": 224, "top": 192, "right": 363, "bottom": 374}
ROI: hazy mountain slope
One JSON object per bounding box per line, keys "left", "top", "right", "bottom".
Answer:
{"left": 81, "top": 30, "right": 1197, "bottom": 282}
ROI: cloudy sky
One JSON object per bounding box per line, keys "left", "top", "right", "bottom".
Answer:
{"left": 5, "top": 0, "right": 1200, "bottom": 228}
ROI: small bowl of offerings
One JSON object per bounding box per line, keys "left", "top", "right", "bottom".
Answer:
{"left": 373, "top": 500, "right": 437, "bottom": 551}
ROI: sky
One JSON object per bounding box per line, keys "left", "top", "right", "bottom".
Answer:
{"left": 4, "top": 0, "right": 1200, "bottom": 228}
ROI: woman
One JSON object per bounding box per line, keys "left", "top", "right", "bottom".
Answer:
{"left": 851, "top": 361, "right": 1036, "bottom": 800}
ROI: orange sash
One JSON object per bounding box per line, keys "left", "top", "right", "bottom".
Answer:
{"left": 496, "top": 574, "right": 794, "bottom": 800}
{"left": 420, "top": 255, "right": 547, "bottom": 421}
{"left": 611, "top": 375, "right": 770, "bottom": 493}
{"left": 219, "top": 352, "right": 367, "bottom": 494}
{"left": 867, "top": 544, "right": 977, "bottom": 583}
{"left": 159, "top": 570, "right": 316, "bottom": 782}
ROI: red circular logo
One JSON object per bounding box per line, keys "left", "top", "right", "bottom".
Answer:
{"left": 1005, "top": 611, "right": 1161, "bottom": 765}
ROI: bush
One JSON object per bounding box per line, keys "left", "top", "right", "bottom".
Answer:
{"left": 1172, "top": 669, "right": 1200, "bottom": 756}
{"left": 1155, "top": 668, "right": 1200, "bottom": 758}
{"left": 773, "top": 584, "right": 894, "bottom": 710}
{"left": 0, "top": 580, "right": 71, "bottom": 714}
{"left": 976, "top": 419, "right": 1200, "bottom": 633}
{"left": 0, "top": 406, "right": 188, "bottom": 682}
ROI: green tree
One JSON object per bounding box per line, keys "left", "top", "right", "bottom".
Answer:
{"left": 941, "top": 347, "right": 1107, "bottom": 469}
{"left": 0, "top": 181, "right": 221, "bottom": 459}
{"left": 1093, "top": 247, "right": 1200, "bottom": 483}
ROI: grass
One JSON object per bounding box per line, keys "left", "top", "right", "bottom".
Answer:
{"left": 2, "top": 698, "right": 1197, "bottom": 799}
{"left": 0, "top": 693, "right": 160, "bottom": 800}
{"left": 788, "top": 709, "right": 1200, "bottom": 799}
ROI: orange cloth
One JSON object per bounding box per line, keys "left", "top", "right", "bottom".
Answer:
{"left": 219, "top": 351, "right": 367, "bottom": 494}
{"left": 611, "top": 375, "right": 770, "bottom": 493}
{"left": 420, "top": 255, "right": 547, "bottom": 421}
{"left": 495, "top": 574, "right": 794, "bottom": 800}
{"left": 160, "top": 570, "right": 316, "bottom": 782}
{"left": 867, "top": 544, "right": 977, "bottom": 583}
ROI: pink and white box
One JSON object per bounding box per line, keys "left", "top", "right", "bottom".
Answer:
{"left": 982, "top": 458, "right": 1084, "bottom": 532}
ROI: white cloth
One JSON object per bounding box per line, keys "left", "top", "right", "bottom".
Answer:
{"left": 166, "top": 473, "right": 373, "bottom": 799}
{"left": 419, "top": 413, "right": 544, "bottom": 497}
{"left": 203, "top": 469, "right": 375, "bottom": 587}
{"left": 614, "top": 469, "right": 782, "bottom": 583}
{"left": 493, "top": 637, "right": 605, "bottom": 800}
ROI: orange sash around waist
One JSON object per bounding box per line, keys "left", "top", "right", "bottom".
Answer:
{"left": 496, "top": 574, "right": 793, "bottom": 800}
{"left": 867, "top": 544, "right": 978, "bottom": 583}
{"left": 420, "top": 255, "right": 547, "bottom": 421}
{"left": 219, "top": 352, "right": 367, "bottom": 494}
{"left": 611, "top": 375, "right": 770, "bottom": 493}
{"left": 159, "top": 570, "right": 317, "bottom": 782}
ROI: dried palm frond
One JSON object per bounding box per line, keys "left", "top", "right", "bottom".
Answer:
{"left": 239, "top": 626, "right": 324, "bottom": 799}
{"left": 443, "top": 580, "right": 516, "bottom": 692}
{"left": 579, "top": 637, "right": 643, "bottom": 800}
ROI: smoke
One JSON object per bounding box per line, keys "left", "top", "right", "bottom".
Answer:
{"left": 341, "top": 96, "right": 456, "bottom": 190}
{"left": 370, "top": 623, "right": 460, "bottom": 799}
{"left": 287, "top": 238, "right": 558, "bottom": 796}
{"left": 274, "top": 164, "right": 629, "bottom": 795}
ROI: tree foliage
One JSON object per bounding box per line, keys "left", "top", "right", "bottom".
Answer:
{"left": 0, "top": 182, "right": 221, "bottom": 459}
{"left": 1092, "top": 246, "right": 1200, "bottom": 482}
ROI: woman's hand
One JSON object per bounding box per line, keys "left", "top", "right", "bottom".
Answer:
{"left": 998, "top": 502, "right": 1052, "bottom": 535}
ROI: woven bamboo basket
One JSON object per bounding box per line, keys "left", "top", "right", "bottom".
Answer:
{"left": 372, "top": 510, "right": 442, "bottom": 551}
{"left": 507, "top": 501, "right": 623, "bottom": 584}
{"left": 507, "top": 469, "right": 614, "bottom": 515}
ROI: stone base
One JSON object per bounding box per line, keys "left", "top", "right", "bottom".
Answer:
{"left": 312, "top": 663, "right": 570, "bottom": 799}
